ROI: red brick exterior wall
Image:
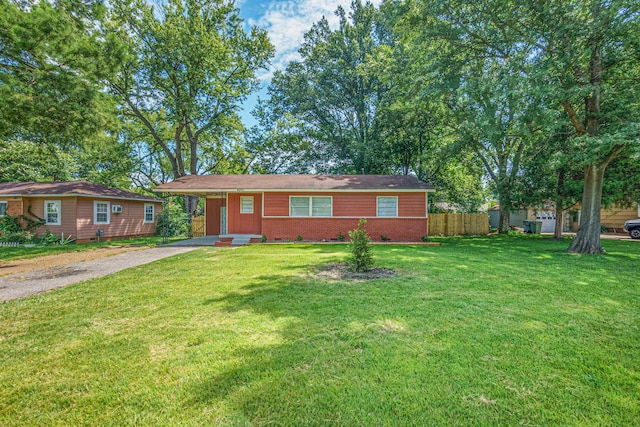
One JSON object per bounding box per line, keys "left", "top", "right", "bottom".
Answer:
{"left": 262, "top": 217, "right": 427, "bottom": 242}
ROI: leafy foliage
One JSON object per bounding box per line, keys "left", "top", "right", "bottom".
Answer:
{"left": 348, "top": 218, "right": 374, "bottom": 272}
{"left": 155, "top": 202, "right": 190, "bottom": 237}
{"left": 106, "top": 0, "right": 274, "bottom": 195}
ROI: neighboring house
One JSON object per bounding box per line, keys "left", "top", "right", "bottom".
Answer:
{"left": 488, "top": 206, "right": 530, "bottom": 230}
{"left": 488, "top": 202, "right": 640, "bottom": 233}
{"left": 0, "top": 181, "right": 163, "bottom": 243}
{"left": 155, "top": 175, "right": 435, "bottom": 242}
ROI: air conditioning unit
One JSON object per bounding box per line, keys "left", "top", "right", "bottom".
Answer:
{"left": 112, "top": 205, "right": 122, "bottom": 213}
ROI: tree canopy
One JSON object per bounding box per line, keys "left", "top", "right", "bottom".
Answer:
{"left": 1, "top": 0, "right": 638, "bottom": 253}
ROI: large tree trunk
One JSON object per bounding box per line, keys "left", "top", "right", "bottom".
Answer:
{"left": 568, "top": 164, "right": 606, "bottom": 254}
{"left": 498, "top": 204, "right": 511, "bottom": 233}
{"left": 553, "top": 204, "right": 564, "bottom": 240}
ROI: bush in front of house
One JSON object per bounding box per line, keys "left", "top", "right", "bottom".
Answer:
{"left": 348, "top": 218, "right": 374, "bottom": 272}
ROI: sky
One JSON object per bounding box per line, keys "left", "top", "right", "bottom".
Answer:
{"left": 235, "top": 0, "right": 383, "bottom": 128}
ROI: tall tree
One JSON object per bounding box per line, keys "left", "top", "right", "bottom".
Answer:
{"left": 0, "top": 0, "right": 120, "bottom": 146}
{"left": 0, "top": 1, "right": 137, "bottom": 187}
{"left": 263, "top": 0, "right": 383, "bottom": 173}
{"left": 401, "top": 0, "right": 546, "bottom": 230}
{"left": 107, "top": 0, "right": 273, "bottom": 213}
{"left": 523, "top": 0, "right": 640, "bottom": 253}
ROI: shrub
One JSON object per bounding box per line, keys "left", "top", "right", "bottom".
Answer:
{"left": 261, "top": 235, "right": 267, "bottom": 243}
{"left": 337, "top": 233, "right": 345, "bottom": 241}
{"left": 296, "top": 235, "right": 304, "bottom": 242}
{"left": 156, "top": 203, "right": 190, "bottom": 237}
{"left": 421, "top": 235, "right": 428, "bottom": 242}
{"left": 348, "top": 219, "right": 374, "bottom": 272}
{"left": 37, "top": 229, "right": 62, "bottom": 246}
{"left": 0, "top": 216, "right": 22, "bottom": 234}
{"left": 380, "top": 234, "right": 389, "bottom": 241}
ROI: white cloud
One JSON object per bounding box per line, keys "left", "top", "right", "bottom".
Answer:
{"left": 248, "top": 0, "right": 383, "bottom": 80}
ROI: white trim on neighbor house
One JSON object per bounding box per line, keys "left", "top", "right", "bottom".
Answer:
{"left": 44, "top": 200, "right": 61, "bottom": 225}
{"left": 240, "top": 196, "right": 254, "bottom": 214}
{"left": 163, "top": 188, "right": 435, "bottom": 194}
{"left": 93, "top": 201, "right": 111, "bottom": 225}
{"left": 0, "top": 193, "right": 160, "bottom": 202}
{"left": 144, "top": 204, "right": 155, "bottom": 223}
{"left": 0, "top": 201, "right": 7, "bottom": 217}
{"left": 377, "top": 196, "right": 398, "bottom": 217}
{"left": 289, "top": 196, "right": 333, "bottom": 217}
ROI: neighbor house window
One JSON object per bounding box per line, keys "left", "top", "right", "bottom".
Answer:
{"left": 240, "top": 196, "right": 254, "bottom": 214}
{"left": 144, "top": 204, "right": 155, "bottom": 223}
{"left": 0, "top": 201, "right": 7, "bottom": 217}
{"left": 290, "top": 196, "right": 332, "bottom": 217}
{"left": 45, "top": 200, "right": 61, "bottom": 225}
{"left": 377, "top": 196, "right": 398, "bottom": 217}
{"left": 94, "top": 201, "right": 110, "bottom": 224}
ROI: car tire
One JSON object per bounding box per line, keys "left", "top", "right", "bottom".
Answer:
{"left": 629, "top": 227, "right": 640, "bottom": 239}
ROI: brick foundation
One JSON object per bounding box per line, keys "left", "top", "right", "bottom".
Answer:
{"left": 262, "top": 217, "right": 427, "bottom": 242}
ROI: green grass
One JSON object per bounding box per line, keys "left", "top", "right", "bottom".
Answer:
{"left": 1, "top": 236, "right": 639, "bottom": 425}
{"left": 0, "top": 236, "right": 182, "bottom": 261}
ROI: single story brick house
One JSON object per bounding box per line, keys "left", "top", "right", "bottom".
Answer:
{"left": 155, "top": 174, "right": 435, "bottom": 242}
{"left": 0, "top": 181, "right": 163, "bottom": 243}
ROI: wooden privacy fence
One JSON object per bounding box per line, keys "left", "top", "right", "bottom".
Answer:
{"left": 191, "top": 216, "right": 205, "bottom": 237}
{"left": 429, "top": 213, "right": 489, "bottom": 236}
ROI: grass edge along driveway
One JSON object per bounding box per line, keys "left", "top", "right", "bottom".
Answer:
{"left": 1, "top": 236, "right": 638, "bottom": 426}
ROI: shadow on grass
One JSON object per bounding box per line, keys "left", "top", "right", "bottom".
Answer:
{"left": 182, "top": 238, "right": 640, "bottom": 424}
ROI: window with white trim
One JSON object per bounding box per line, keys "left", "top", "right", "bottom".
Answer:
{"left": 290, "top": 196, "right": 332, "bottom": 217}
{"left": 45, "top": 200, "right": 61, "bottom": 225}
{"left": 94, "top": 201, "right": 110, "bottom": 224}
{"left": 144, "top": 204, "right": 155, "bottom": 223}
{"left": 0, "top": 201, "right": 7, "bottom": 217}
{"left": 240, "top": 196, "right": 254, "bottom": 214}
{"left": 377, "top": 196, "right": 398, "bottom": 217}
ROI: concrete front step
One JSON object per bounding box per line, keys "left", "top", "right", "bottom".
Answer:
{"left": 219, "top": 234, "right": 262, "bottom": 246}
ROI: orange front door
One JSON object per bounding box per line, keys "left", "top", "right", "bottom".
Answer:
{"left": 206, "top": 198, "right": 224, "bottom": 235}
{"left": 228, "top": 193, "right": 262, "bottom": 234}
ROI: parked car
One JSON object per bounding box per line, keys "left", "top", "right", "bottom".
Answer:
{"left": 623, "top": 219, "right": 640, "bottom": 239}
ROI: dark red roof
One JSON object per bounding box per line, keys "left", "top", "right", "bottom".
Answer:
{"left": 0, "top": 181, "right": 162, "bottom": 202}
{"left": 154, "top": 174, "right": 435, "bottom": 193}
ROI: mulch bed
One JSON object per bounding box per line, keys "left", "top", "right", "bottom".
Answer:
{"left": 316, "top": 262, "right": 397, "bottom": 281}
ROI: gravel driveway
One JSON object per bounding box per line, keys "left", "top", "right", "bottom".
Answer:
{"left": 0, "top": 246, "right": 198, "bottom": 302}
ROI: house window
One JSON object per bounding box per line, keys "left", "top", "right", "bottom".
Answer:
{"left": 290, "top": 196, "right": 332, "bottom": 217}
{"left": 0, "top": 201, "right": 6, "bottom": 217}
{"left": 45, "top": 200, "right": 61, "bottom": 225}
{"left": 240, "top": 196, "right": 254, "bottom": 214}
{"left": 377, "top": 196, "right": 398, "bottom": 217}
{"left": 94, "top": 201, "right": 110, "bottom": 225}
{"left": 144, "top": 204, "right": 155, "bottom": 223}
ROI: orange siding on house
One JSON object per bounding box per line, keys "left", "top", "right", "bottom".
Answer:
{"left": 75, "top": 198, "right": 162, "bottom": 241}
{"left": 262, "top": 217, "right": 427, "bottom": 242}
{"left": 397, "top": 193, "right": 427, "bottom": 217}
{"left": 333, "top": 193, "right": 376, "bottom": 217}
{"left": 227, "top": 193, "right": 262, "bottom": 234}
{"left": 24, "top": 196, "right": 78, "bottom": 238}
{"left": 263, "top": 192, "right": 426, "bottom": 217}
{"left": 5, "top": 199, "right": 23, "bottom": 216}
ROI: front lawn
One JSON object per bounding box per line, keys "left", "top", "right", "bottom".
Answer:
{"left": 0, "top": 236, "right": 180, "bottom": 261}
{"left": 1, "top": 237, "right": 638, "bottom": 425}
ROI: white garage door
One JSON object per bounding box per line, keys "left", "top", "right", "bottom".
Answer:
{"left": 535, "top": 211, "right": 556, "bottom": 233}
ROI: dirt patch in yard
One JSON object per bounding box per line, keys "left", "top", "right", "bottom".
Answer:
{"left": 0, "top": 246, "right": 146, "bottom": 278}
{"left": 316, "top": 262, "right": 397, "bottom": 281}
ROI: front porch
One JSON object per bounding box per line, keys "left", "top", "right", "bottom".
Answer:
{"left": 169, "top": 234, "right": 262, "bottom": 247}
